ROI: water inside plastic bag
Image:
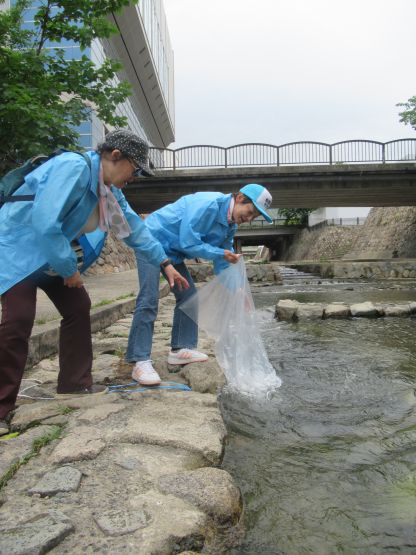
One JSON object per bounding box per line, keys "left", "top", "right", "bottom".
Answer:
{"left": 180, "top": 258, "right": 282, "bottom": 397}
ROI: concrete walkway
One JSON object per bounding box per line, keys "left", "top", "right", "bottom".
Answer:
{"left": 0, "top": 269, "right": 140, "bottom": 324}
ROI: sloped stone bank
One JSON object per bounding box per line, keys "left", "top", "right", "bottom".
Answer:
{"left": 346, "top": 207, "right": 416, "bottom": 260}
{"left": 282, "top": 225, "right": 361, "bottom": 261}
{"left": 275, "top": 299, "right": 416, "bottom": 321}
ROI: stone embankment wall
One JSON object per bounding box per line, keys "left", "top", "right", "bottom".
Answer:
{"left": 282, "top": 207, "right": 416, "bottom": 263}
{"left": 282, "top": 225, "right": 361, "bottom": 261}
{"left": 291, "top": 260, "right": 416, "bottom": 280}
{"left": 332, "top": 260, "right": 416, "bottom": 279}
{"left": 345, "top": 207, "right": 416, "bottom": 259}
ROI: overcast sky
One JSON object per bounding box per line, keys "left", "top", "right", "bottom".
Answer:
{"left": 163, "top": 0, "right": 416, "bottom": 149}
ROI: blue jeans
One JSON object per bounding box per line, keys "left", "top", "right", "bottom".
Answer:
{"left": 125, "top": 256, "right": 198, "bottom": 362}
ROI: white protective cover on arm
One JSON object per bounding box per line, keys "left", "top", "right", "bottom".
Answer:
{"left": 180, "top": 258, "right": 282, "bottom": 396}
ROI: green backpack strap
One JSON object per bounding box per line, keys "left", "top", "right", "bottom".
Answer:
{"left": 0, "top": 150, "right": 91, "bottom": 207}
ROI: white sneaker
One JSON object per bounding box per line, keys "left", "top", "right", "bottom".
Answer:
{"left": 132, "top": 360, "right": 161, "bottom": 386}
{"left": 167, "top": 349, "right": 208, "bottom": 365}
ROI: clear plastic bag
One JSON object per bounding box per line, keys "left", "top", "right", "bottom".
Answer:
{"left": 180, "top": 258, "right": 282, "bottom": 397}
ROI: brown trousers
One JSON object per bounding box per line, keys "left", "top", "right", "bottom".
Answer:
{"left": 0, "top": 275, "right": 93, "bottom": 419}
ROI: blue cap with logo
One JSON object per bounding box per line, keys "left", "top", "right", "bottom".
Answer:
{"left": 239, "top": 183, "right": 273, "bottom": 223}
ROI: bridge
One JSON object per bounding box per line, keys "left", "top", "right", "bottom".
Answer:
{"left": 124, "top": 140, "right": 416, "bottom": 212}
{"left": 236, "top": 219, "right": 302, "bottom": 241}
{"left": 234, "top": 219, "right": 302, "bottom": 255}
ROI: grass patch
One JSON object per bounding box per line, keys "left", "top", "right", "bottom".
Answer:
{"left": 57, "top": 405, "right": 76, "bottom": 415}
{"left": 93, "top": 299, "right": 112, "bottom": 308}
{"left": 113, "top": 347, "right": 125, "bottom": 358}
{"left": 0, "top": 425, "right": 61, "bottom": 492}
{"left": 92, "top": 292, "right": 135, "bottom": 309}
{"left": 116, "top": 292, "right": 135, "bottom": 300}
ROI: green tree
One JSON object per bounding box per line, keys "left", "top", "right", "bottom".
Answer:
{"left": 278, "top": 208, "right": 312, "bottom": 225}
{"left": 0, "top": 0, "right": 133, "bottom": 173}
{"left": 397, "top": 96, "right": 416, "bottom": 131}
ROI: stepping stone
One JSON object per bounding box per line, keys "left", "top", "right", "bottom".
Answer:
{"left": 28, "top": 466, "right": 82, "bottom": 497}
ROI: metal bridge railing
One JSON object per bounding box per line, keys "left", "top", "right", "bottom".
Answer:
{"left": 237, "top": 218, "right": 289, "bottom": 229}
{"left": 309, "top": 217, "right": 367, "bottom": 230}
{"left": 149, "top": 139, "right": 416, "bottom": 170}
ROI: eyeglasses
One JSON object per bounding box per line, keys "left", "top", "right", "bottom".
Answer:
{"left": 129, "top": 159, "right": 146, "bottom": 178}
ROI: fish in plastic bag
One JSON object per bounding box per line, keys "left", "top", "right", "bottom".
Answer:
{"left": 180, "top": 258, "right": 282, "bottom": 397}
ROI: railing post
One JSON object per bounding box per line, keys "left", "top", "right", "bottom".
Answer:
{"left": 173, "top": 149, "right": 176, "bottom": 171}
{"left": 329, "top": 145, "right": 333, "bottom": 165}
{"left": 224, "top": 149, "right": 227, "bottom": 169}
{"left": 382, "top": 143, "right": 385, "bottom": 164}
{"left": 276, "top": 146, "right": 280, "bottom": 167}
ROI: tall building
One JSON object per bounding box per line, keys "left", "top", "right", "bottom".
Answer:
{"left": 2, "top": 0, "right": 175, "bottom": 150}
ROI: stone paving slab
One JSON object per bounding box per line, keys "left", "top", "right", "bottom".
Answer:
{"left": 0, "top": 511, "right": 75, "bottom": 555}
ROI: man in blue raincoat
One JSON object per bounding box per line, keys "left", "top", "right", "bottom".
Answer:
{"left": 126, "top": 183, "right": 273, "bottom": 385}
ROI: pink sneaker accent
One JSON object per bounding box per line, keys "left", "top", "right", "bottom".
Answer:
{"left": 132, "top": 360, "right": 161, "bottom": 386}
{"left": 167, "top": 349, "right": 208, "bottom": 365}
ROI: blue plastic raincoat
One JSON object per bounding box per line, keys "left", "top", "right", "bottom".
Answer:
{"left": 0, "top": 151, "right": 167, "bottom": 294}
{"left": 144, "top": 192, "right": 237, "bottom": 274}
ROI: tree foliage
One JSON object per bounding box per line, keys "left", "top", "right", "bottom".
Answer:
{"left": 397, "top": 96, "right": 416, "bottom": 131}
{"left": 0, "top": 0, "right": 133, "bottom": 173}
{"left": 278, "top": 208, "right": 313, "bottom": 225}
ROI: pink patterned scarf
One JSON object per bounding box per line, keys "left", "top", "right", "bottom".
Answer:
{"left": 98, "top": 163, "right": 131, "bottom": 239}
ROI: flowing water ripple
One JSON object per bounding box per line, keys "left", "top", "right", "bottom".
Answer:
{"left": 223, "top": 283, "right": 416, "bottom": 555}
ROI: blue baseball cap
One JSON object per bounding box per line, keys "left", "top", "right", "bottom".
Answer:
{"left": 239, "top": 184, "right": 273, "bottom": 223}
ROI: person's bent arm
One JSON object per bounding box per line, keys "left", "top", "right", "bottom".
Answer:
{"left": 113, "top": 190, "right": 188, "bottom": 290}
{"left": 112, "top": 188, "right": 169, "bottom": 267}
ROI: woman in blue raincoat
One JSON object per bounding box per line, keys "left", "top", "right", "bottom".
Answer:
{"left": 126, "top": 183, "right": 273, "bottom": 386}
{"left": 0, "top": 130, "right": 188, "bottom": 434}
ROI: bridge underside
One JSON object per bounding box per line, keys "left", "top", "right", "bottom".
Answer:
{"left": 234, "top": 232, "right": 294, "bottom": 259}
{"left": 124, "top": 163, "right": 416, "bottom": 213}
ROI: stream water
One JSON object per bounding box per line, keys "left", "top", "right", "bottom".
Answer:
{"left": 222, "top": 269, "right": 416, "bottom": 554}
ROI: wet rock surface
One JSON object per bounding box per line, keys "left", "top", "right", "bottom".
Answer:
{"left": 0, "top": 295, "right": 241, "bottom": 554}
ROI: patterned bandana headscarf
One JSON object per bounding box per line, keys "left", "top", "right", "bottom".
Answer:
{"left": 98, "top": 163, "right": 131, "bottom": 239}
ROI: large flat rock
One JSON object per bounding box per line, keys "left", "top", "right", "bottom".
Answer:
{"left": 159, "top": 467, "right": 242, "bottom": 524}
{"left": 104, "top": 392, "right": 226, "bottom": 465}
